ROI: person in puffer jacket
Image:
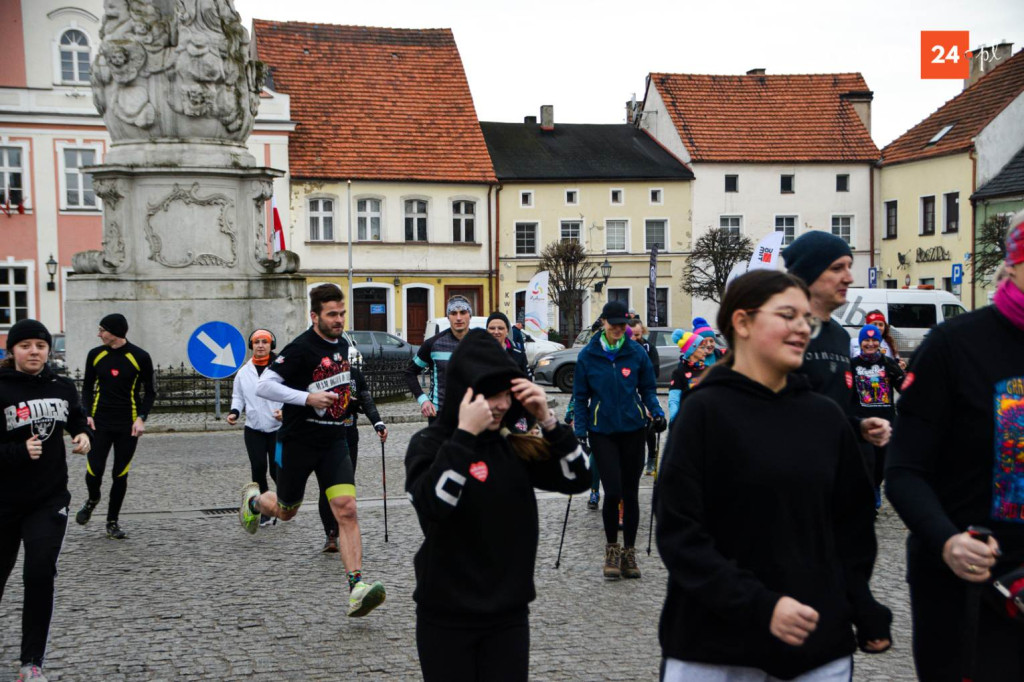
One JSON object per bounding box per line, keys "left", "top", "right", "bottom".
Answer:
{"left": 573, "top": 300, "right": 666, "bottom": 580}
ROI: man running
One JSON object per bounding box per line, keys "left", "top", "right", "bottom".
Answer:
{"left": 77, "top": 314, "right": 156, "bottom": 540}
{"left": 403, "top": 295, "right": 472, "bottom": 421}
{"left": 239, "top": 283, "right": 385, "bottom": 617}
{"left": 783, "top": 231, "right": 891, "bottom": 448}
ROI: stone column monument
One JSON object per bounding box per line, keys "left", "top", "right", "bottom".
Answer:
{"left": 66, "top": 0, "right": 305, "bottom": 372}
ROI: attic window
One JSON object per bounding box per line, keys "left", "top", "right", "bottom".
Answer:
{"left": 927, "top": 124, "right": 954, "bottom": 145}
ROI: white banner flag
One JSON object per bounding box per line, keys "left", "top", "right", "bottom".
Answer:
{"left": 524, "top": 271, "right": 549, "bottom": 340}
{"left": 748, "top": 230, "right": 785, "bottom": 271}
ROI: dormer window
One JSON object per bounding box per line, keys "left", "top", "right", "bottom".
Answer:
{"left": 60, "top": 30, "right": 91, "bottom": 84}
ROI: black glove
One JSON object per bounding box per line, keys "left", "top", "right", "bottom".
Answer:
{"left": 374, "top": 422, "right": 386, "bottom": 434}
{"left": 652, "top": 415, "right": 667, "bottom": 433}
{"left": 578, "top": 436, "right": 591, "bottom": 455}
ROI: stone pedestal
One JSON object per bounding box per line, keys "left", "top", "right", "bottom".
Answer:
{"left": 66, "top": 165, "right": 304, "bottom": 373}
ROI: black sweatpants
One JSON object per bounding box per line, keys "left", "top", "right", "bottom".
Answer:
{"left": 589, "top": 428, "right": 646, "bottom": 547}
{"left": 416, "top": 608, "right": 529, "bottom": 682}
{"left": 320, "top": 424, "right": 360, "bottom": 536}
{"left": 85, "top": 427, "right": 138, "bottom": 522}
{"left": 243, "top": 427, "right": 278, "bottom": 494}
{"left": 906, "top": 539, "right": 1024, "bottom": 682}
{"left": 0, "top": 490, "right": 70, "bottom": 667}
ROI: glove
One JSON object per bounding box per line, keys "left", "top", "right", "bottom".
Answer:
{"left": 578, "top": 436, "right": 591, "bottom": 455}
{"left": 652, "top": 415, "right": 667, "bottom": 433}
{"left": 374, "top": 422, "right": 386, "bottom": 434}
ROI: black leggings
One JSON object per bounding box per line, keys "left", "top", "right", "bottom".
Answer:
{"left": 85, "top": 428, "right": 138, "bottom": 522}
{"left": 644, "top": 422, "right": 658, "bottom": 466}
{"left": 590, "top": 429, "right": 646, "bottom": 547}
{"left": 320, "top": 425, "right": 360, "bottom": 536}
{"left": 416, "top": 608, "right": 529, "bottom": 682}
{"left": 0, "top": 490, "right": 70, "bottom": 667}
{"left": 243, "top": 427, "right": 278, "bottom": 494}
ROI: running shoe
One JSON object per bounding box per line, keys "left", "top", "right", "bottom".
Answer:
{"left": 322, "top": 531, "right": 338, "bottom": 553}
{"left": 347, "top": 580, "right": 387, "bottom": 617}
{"left": 105, "top": 521, "right": 127, "bottom": 540}
{"left": 239, "top": 482, "right": 261, "bottom": 535}
{"left": 644, "top": 460, "right": 656, "bottom": 476}
{"left": 17, "top": 664, "right": 47, "bottom": 681}
{"left": 75, "top": 498, "right": 98, "bottom": 525}
{"left": 603, "top": 543, "right": 622, "bottom": 580}
{"left": 587, "top": 489, "right": 599, "bottom": 510}
{"left": 620, "top": 546, "right": 641, "bottom": 579}
{"left": 259, "top": 514, "right": 275, "bottom": 527}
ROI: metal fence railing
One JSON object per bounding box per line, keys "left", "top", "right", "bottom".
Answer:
{"left": 67, "top": 354, "right": 411, "bottom": 413}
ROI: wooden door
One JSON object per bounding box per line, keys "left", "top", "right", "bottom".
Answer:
{"left": 407, "top": 288, "right": 428, "bottom": 344}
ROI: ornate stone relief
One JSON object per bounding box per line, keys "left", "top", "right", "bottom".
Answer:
{"left": 145, "top": 183, "right": 237, "bottom": 268}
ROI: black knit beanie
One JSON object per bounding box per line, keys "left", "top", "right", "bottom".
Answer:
{"left": 486, "top": 311, "right": 511, "bottom": 332}
{"left": 6, "top": 319, "right": 52, "bottom": 351}
{"left": 782, "top": 231, "right": 853, "bottom": 286}
{"left": 99, "top": 313, "right": 129, "bottom": 338}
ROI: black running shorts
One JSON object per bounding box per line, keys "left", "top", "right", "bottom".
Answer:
{"left": 274, "top": 438, "right": 355, "bottom": 510}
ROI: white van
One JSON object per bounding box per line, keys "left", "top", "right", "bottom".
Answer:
{"left": 832, "top": 288, "right": 968, "bottom": 356}
{"left": 425, "top": 317, "right": 564, "bottom": 364}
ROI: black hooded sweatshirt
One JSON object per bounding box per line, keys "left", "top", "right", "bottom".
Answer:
{"left": 656, "top": 366, "right": 891, "bottom": 679}
{"left": 0, "top": 364, "right": 91, "bottom": 509}
{"left": 405, "top": 329, "right": 591, "bottom": 620}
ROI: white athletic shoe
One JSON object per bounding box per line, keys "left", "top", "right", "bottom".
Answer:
{"left": 18, "top": 664, "right": 48, "bottom": 681}
{"left": 347, "top": 580, "right": 386, "bottom": 617}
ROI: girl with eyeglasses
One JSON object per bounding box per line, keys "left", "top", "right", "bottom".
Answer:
{"left": 656, "top": 270, "right": 891, "bottom": 681}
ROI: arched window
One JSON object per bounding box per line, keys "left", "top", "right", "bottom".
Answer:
{"left": 60, "top": 29, "right": 91, "bottom": 84}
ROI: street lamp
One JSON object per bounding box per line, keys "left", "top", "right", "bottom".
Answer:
{"left": 594, "top": 258, "right": 612, "bottom": 293}
{"left": 45, "top": 254, "right": 58, "bottom": 291}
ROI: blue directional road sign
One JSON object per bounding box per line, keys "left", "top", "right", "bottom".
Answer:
{"left": 868, "top": 267, "right": 878, "bottom": 289}
{"left": 952, "top": 263, "right": 963, "bottom": 285}
{"left": 187, "top": 321, "right": 245, "bottom": 379}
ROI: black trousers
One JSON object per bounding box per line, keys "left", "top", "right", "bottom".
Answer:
{"left": 85, "top": 427, "right": 138, "bottom": 522}
{"left": 907, "top": 538, "right": 1024, "bottom": 682}
{"left": 416, "top": 608, "right": 529, "bottom": 682}
{"left": 589, "top": 429, "right": 646, "bottom": 547}
{"left": 0, "top": 490, "right": 70, "bottom": 667}
{"left": 243, "top": 427, "right": 278, "bottom": 494}
{"left": 320, "top": 424, "right": 360, "bottom": 536}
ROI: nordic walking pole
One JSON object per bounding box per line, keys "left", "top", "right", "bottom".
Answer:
{"left": 554, "top": 494, "right": 573, "bottom": 569}
{"left": 381, "top": 438, "right": 389, "bottom": 543}
{"left": 647, "top": 431, "right": 660, "bottom": 556}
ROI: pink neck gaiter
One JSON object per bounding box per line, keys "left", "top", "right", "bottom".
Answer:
{"left": 993, "top": 278, "right": 1024, "bottom": 332}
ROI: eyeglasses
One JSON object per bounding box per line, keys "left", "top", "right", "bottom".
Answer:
{"left": 745, "top": 308, "right": 822, "bottom": 337}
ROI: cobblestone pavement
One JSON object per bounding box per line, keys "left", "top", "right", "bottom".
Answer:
{"left": 1, "top": 394, "right": 918, "bottom": 680}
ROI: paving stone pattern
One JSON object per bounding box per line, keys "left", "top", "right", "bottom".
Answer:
{"left": 1, "top": 394, "right": 918, "bottom": 680}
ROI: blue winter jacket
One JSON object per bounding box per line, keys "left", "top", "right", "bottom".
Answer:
{"left": 572, "top": 334, "right": 663, "bottom": 439}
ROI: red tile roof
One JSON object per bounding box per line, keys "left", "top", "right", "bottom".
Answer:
{"left": 648, "top": 72, "right": 879, "bottom": 163}
{"left": 253, "top": 20, "right": 496, "bottom": 183}
{"left": 881, "top": 49, "right": 1024, "bottom": 166}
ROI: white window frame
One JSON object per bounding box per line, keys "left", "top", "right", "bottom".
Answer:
{"left": 352, "top": 282, "right": 397, "bottom": 335}
{"left": 606, "top": 287, "right": 631, "bottom": 308}
{"left": 451, "top": 198, "right": 476, "bottom": 243}
{"left": 831, "top": 214, "right": 853, "bottom": 245}
{"left": 649, "top": 188, "right": 663, "bottom": 205}
{"left": 519, "top": 190, "right": 534, "bottom": 208}
{"left": 644, "top": 218, "right": 668, "bottom": 252}
{"left": 605, "top": 218, "right": 628, "bottom": 253}
{"left": 942, "top": 191, "right": 959, "bottom": 234}
{"left": 610, "top": 188, "right": 624, "bottom": 205}
{"left": 52, "top": 25, "right": 94, "bottom": 86}
{"left": 884, "top": 200, "right": 898, "bottom": 239}
{"left": 0, "top": 139, "right": 31, "bottom": 212}
{"left": 57, "top": 141, "right": 103, "bottom": 212}
{"left": 355, "top": 195, "right": 384, "bottom": 242}
{"left": 774, "top": 214, "right": 798, "bottom": 246}
{"left": 515, "top": 221, "right": 539, "bottom": 256}
{"left": 0, "top": 259, "right": 37, "bottom": 331}
{"left": 403, "top": 196, "right": 430, "bottom": 242}
{"left": 307, "top": 195, "right": 336, "bottom": 242}
{"left": 919, "top": 195, "right": 936, "bottom": 236}
{"left": 719, "top": 215, "right": 742, "bottom": 238}
{"left": 564, "top": 189, "right": 579, "bottom": 206}
{"left": 560, "top": 219, "right": 582, "bottom": 243}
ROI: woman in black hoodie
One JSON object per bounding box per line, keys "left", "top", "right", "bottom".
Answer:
{"left": 405, "top": 329, "right": 590, "bottom": 682}
{"left": 1, "top": 320, "right": 91, "bottom": 682}
{"left": 656, "top": 271, "right": 891, "bottom": 681}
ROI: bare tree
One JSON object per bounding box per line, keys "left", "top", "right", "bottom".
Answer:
{"left": 680, "top": 228, "right": 754, "bottom": 303}
{"left": 971, "top": 213, "right": 1010, "bottom": 286}
{"left": 537, "top": 241, "right": 601, "bottom": 343}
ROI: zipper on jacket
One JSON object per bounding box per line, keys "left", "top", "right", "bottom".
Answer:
{"left": 593, "top": 401, "right": 601, "bottom": 426}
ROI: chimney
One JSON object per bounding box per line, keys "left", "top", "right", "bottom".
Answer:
{"left": 965, "top": 41, "right": 1014, "bottom": 90}
{"left": 746, "top": 68, "right": 766, "bottom": 76}
{"left": 540, "top": 105, "right": 554, "bottom": 131}
{"left": 840, "top": 90, "right": 874, "bottom": 134}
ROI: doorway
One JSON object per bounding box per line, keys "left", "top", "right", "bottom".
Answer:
{"left": 353, "top": 287, "right": 387, "bottom": 331}
{"left": 406, "top": 288, "right": 429, "bottom": 344}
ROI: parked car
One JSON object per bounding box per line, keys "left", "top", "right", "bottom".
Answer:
{"left": 348, "top": 330, "right": 419, "bottom": 360}
{"left": 341, "top": 331, "right": 363, "bottom": 365}
{"left": 50, "top": 333, "right": 67, "bottom": 373}
{"left": 424, "top": 316, "right": 564, "bottom": 364}
{"left": 832, "top": 287, "right": 966, "bottom": 357}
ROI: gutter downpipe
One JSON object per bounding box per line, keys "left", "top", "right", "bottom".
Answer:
{"left": 488, "top": 183, "right": 494, "bottom": 311}
{"left": 347, "top": 179, "right": 354, "bottom": 308}
{"left": 970, "top": 147, "right": 977, "bottom": 309}
{"left": 869, "top": 161, "right": 876, "bottom": 269}
{"left": 493, "top": 183, "right": 502, "bottom": 311}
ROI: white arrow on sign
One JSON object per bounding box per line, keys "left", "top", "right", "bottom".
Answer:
{"left": 197, "top": 331, "right": 237, "bottom": 367}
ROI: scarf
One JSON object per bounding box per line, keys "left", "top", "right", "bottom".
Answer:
{"left": 600, "top": 331, "right": 625, "bottom": 363}
{"left": 993, "top": 278, "right": 1024, "bottom": 332}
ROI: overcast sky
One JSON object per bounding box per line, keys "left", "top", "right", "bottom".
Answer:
{"left": 235, "top": 0, "right": 1024, "bottom": 149}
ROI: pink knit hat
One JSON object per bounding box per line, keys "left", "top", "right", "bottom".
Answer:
{"left": 1007, "top": 208, "right": 1024, "bottom": 266}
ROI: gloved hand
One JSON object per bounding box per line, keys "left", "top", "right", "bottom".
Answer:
{"left": 578, "top": 436, "right": 591, "bottom": 455}
{"left": 374, "top": 423, "right": 386, "bottom": 434}
{"left": 652, "top": 415, "right": 668, "bottom": 433}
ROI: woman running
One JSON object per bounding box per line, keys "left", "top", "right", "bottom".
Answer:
{"left": 486, "top": 311, "right": 532, "bottom": 380}
{"left": 1, "top": 319, "right": 91, "bottom": 682}
{"left": 657, "top": 270, "right": 891, "bottom": 681}
{"left": 405, "top": 329, "right": 589, "bottom": 681}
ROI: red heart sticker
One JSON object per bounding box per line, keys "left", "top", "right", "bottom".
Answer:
{"left": 469, "top": 461, "right": 488, "bottom": 482}
{"left": 621, "top": 368, "right": 631, "bottom": 378}
{"left": 111, "top": 369, "right": 119, "bottom": 377}
{"left": 901, "top": 372, "right": 915, "bottom": 391}
{"left": 844, "top": 371, "right": 853, "bottom": 389}
{"left": 16, "top": 405, "right": 29, "bottom": 421}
